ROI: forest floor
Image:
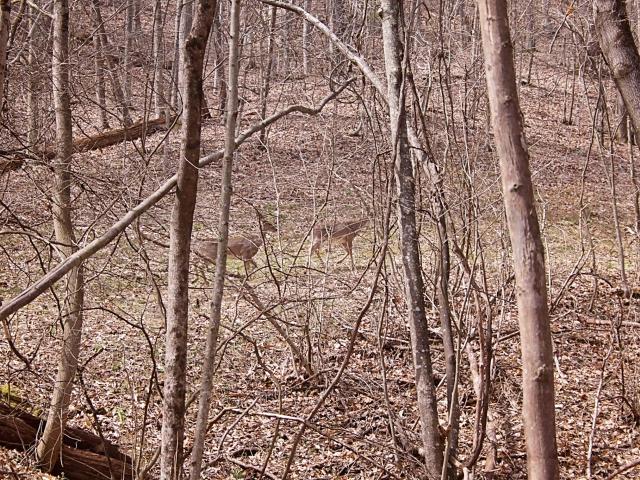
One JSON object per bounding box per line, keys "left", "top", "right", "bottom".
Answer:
{"left": 2, "top": 46, "right": 640, "bottom": 479}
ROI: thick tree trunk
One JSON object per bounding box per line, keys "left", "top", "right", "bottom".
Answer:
{"left": 477, "top": 0, "right": 560, "bottom": 478}
{"left": 189, "top": 1, "right": 235, "bottom": 477}
{"left": 0, "top": 0, "right": 10, "bottom": 108}
{"left": 36, "top": 0, "right": 86, "bottom": 473}
{"left": 160, "top": 0, "right": 214, "bottom": 477}
{"left": 595, "top": 0, "right": 640, "bottom": 139}
{"left": 379, "top": 1, "right": 445, "bottom": 477}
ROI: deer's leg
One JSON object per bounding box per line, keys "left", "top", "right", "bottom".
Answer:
{"left": 311, "top": 241, "right": 323, "bottom": 262}
{"left": 347, "top": 238, "right": 355, "bottom": 271}
{"left": 243, "top": 259, "right": 258, "bottom": 277}
{"left": 336, "top": 239, "right": 353, "bottom": 267}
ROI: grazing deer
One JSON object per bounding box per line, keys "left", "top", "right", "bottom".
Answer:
{"left": 193, "top": 219, "right": 277, "bottom": 276}
{"left": 310, "top": 218, "right": 369, "bottom": 271}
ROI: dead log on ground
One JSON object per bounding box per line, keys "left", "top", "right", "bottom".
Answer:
{"left": 0, "top": 401, "right": 136, "bottom": 480}
{"left": 1, "top": 115, "right": 175, "bottom": 174}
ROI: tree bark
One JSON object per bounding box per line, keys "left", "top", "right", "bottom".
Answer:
{"left": 380, "top": 1, "right": 445, "bottom": 477}
{"left": 36, "top": 0, "right": 86, "bottom": 473}
{"left": 189, "top": 0, "right": 237, "bottom": 476}
{"left": 0, "top": 0, "right": 10, "bottom": 108}
{"left": 477, "top": 0, "right": 560, "bottom": 478}
{"left": 160, "top": 0, "right": 214, "bottom": 477}
{"left": 595, "top": 0, "right": 640, "bottom": 139}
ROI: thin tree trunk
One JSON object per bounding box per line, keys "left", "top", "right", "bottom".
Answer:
{"left": 0, "top": 0, "right": 10, "bottom": 108}
{"left": 215, "top": 0, "right": 227, "bottom": 118}
{"left": 302, "top": 0, "right": 310, "bottom": 75}
{"left": 90, "top": 0, "right": 132, "bottom": 126}
{"left": 477, "top": 0, "right": 560, "bottom": 478}
{"left": 134, "top": 0, "right": 142, "bottom": 32}
{"left": 160, "top": 0, "right": 213, "bottom": 475}
{"left": 169, "top": 0, "right": 182, "bottom": 108}
{"left": 153, "top": 0, "right": 166, "bottom": 117}
{"left": 177, "top": 0, "right": 193, "bottom": 110}
{"left": 259, "top": 5, "right": 276, "bottom": 146}
{"left": 189, "top": 1, "right": 237, "bottom": 477}
{"left": 380, "top": 1, "right": 445, "bottom": 477}
{"left": 124, "top": 0, "right": 134, "bottom": 108}
{"left": 329, "top": 0, "right": 346, "bottom": 60}
{"left": 595, "top": 0, "right": 640, "bottom": 139}
{"left": 617, "top": 91, "right": 630, "bottom": 143}
{"left": 93, "top": 13, "right": 110, "bottom": 130}
{"left": 35, "top": 0, "right": 85, "bottom": 473}
{"left": 27, "top": 5, "right": 40, "bottom": 144}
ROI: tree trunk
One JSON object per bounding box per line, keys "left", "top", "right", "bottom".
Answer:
{"left": 0, "top": 0, "right": 10, "bottom": 108}
{"left": 302, "top": 0, "right": 310, "bottom": 75}
{"left": 93, "top": 11, "right": 110, "bottom": 130}
{"left": 90, "top": 0, "right": 132, "bottom": 126}
{"left": 160, "top": 0, "right": 214, "bottom": 476}
{"left": 259, "top": 5, "right": 277, "bottom": 146}
{"left": 214, "top": 0, "right": 227, "bottom": 118}
{"left": 123, "top": 0, "right": 134, "bottom": 108}
{"left": 477, "top": 0, "right": 560, "bottom": 478}
{"left": 177, "top": 0, "right": 193, "bottom": 110}
{"left": 616, "top": 91, "right": 630, "bottom": 143}
{"left": 27, "top": 5, "right": 40, "bottom": 144}
{"left": 329, "top": 0, "right": 346, "bottom": 60}
{"left": 189, "top": 1, "right": 236, "bottom": 477}
{"left": 379, "top": 1, "right": 445, "bottom": 477}
{"left": 36, "top": 0, "right": 86, "bottom": 473}
{"left": 169, "top": 0, "right": 182, "bottom": 108}
{"left": 595, "top": 0, "right": 640, "bottom": 139}
{"left": 152, "top": 0, "right": 166, "bottom": 117}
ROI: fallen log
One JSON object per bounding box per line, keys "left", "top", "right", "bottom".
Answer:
{"left": 0, "top": 401, "right": 136, "bottom": 480}
{"left": 1, "top": 115, "right": 175, "bottom": 174}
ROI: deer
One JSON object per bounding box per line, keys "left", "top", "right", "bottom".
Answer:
{"left": 310, "top": 218, "right": 369, "bottom": 271}
{"left": 193, "top": 219, "right": 277, "bottom": 276}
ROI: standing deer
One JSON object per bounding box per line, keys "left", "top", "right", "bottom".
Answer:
{"left": 193, "top": 219, "right": 277, "bottom": 276}
{"left": 310, "top": 218, "right": 369, "bottom": 271}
